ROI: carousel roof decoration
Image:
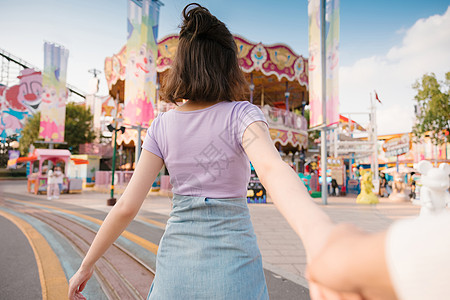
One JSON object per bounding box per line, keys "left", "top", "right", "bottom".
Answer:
{"left": 233, "top": 35, "right": 308, "bottom": 88}
{"left": 156, "top": 34, "right": 309, "bottom": 88}
{"left": 104, "top": 45, "right": 126, "bottom": 91}
{"left": 155, "top": 34, "right": 309, "bottom": 108}
{"left": 105, "top": 34, "right": 309, "bottom": 102}
{"left": 269, "top": 128, "right": 308, "bottom": 149}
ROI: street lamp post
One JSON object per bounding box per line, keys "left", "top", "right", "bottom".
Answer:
{"left": 107, "top": 122, "right": 125, "bottom": 206}
{"left": 107, "top": 94, "right": 125, "bottom": 206}
{"left": 108, "top": 120, "right": 119, "bottom": 206}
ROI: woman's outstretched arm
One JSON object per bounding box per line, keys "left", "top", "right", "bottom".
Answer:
{"left": 242, "top": 121, "right": 333, "bottom": 259}
{"left": 68, "top": 150, "right": 163, "bottom": 300}
{"left": 243, "top": 121, "right": 398, "bottom": 300}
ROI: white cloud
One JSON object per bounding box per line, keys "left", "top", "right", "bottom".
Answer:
{"left": 339, "top": 6, "right": 450, "bottom": 135}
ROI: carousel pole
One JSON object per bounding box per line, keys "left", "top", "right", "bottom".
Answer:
{"left": 320, "top": 0, "right": 328, "bottom": 205}
{"left": 249, "top": 73, "right": 255, "bottom": 104}
{"left": 284, "top": 82, "right": 290, "bottom": 112}
{"left": 261, "top": 85, "right": 265, "bottom": 107}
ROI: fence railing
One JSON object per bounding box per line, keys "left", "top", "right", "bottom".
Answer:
{"left": 155, "top": 101, "right": 307, "bottom": 131}
{"left": 260, "top": 105, "right": 307, "bottom": 131}
{"left": 95, "top": 171, "right": 134, "bottom": 187}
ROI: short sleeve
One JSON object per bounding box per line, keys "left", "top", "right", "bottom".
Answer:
{"left": 386, "top": 213, "right": 450, "bottom": 300}
{"left": 142, "top": 114, "right": 164, "bottom": 159}
{"left": 236, "top": 101, "right": 268, "bottom": 147}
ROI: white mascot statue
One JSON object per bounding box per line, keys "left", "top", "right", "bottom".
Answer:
{"left": 417, "top": 161, "right": 450, "bottom": 217}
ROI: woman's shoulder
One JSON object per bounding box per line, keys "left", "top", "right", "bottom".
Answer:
{"left": 229, "top": 100, "right": 262, "bottom": 114}
{"left": 150, "top": 112, "right": 166, "bottom": 126}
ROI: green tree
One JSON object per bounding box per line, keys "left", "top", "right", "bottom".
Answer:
{"left": 303, "top": 108, "right": 320, "bottom": 147}
{"left": 19, "top": 113, "right": 40, "bottom": 155}
{"left": 412, "top": 72, "right": 450, "bottom": 145}
{"left": 19, "top": 102, "right": 96, "bottom": 155}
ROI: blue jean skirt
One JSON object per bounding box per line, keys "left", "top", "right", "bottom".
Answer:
{"left": 147, "top": 194, "right": 269, "bottom": 299}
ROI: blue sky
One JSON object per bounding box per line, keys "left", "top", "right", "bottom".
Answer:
{"left": 0, "top": 0, "right": 449, "bottom": 134}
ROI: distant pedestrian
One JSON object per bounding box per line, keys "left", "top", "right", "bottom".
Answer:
{"left": 68, "top": 4, "right": 332, "bottom": 299}
{"left": 46, "top": 166, "right": 59, "bottom": 200}
{"left": 330, "top": 178, "right": 339, "bottom": 196}
{"left": 54, "top": 166, "right": 64, "bottom": 197}
{"left": 380, "top": 173, "right": 388, "bottom": 197}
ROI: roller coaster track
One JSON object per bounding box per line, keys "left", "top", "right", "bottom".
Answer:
{"left": 0, "top": 47, "right": 86, "bottom": 99}
{"left": 3, "top": 198, "right": 156, "bottom": 299}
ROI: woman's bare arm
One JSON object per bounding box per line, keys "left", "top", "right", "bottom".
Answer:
{"left": 243, "top": 121, "right": 396, "bottom": 299}
{"left": 242, "top": 121, "right": 333, "bottom": 259}
{"left": 68, "top": 150, "right": 163, "bottom": 299}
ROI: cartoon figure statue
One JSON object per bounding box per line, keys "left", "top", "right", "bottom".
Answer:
{"left": 298, "top": 173, "right": 312, "bottom": 193}
{"left": 356, "top": 170, "right": 379, "bottom": 204}
{"left": 417, "top": 161, "right": 450, "bottom": 217}
{"left": 388, "top": 172, "right": 410, "bottom": 202}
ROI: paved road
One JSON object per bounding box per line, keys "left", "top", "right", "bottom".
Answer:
{"left": 1, "top": 179, "right": 427, "bottom": 300}
{"left": 0, "top": 180, "right": 310, "bottom": 300}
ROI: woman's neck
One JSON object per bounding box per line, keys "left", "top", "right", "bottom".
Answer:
{"left": 174, "top": 100, "right": 222, "bottom": 111}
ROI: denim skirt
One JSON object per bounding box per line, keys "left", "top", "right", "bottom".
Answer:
{"left": 147, "top": 194, "right": 268, "bottom": 299}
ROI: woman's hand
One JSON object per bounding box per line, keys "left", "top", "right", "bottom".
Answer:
{"left": 309, "top": 281, "right": 364, "bottom": 300}
{"left": 68, "top": 265, "right": 94, "bottom": 300}
{"left": 306, "top": 224, "right": 397, "bottom": 300}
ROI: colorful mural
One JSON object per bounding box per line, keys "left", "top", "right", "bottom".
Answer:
{"left": 0, "top": 68, "right": 42, "bottom": 139}
{"left": 39, "top": 42, "right": 69, "bottom": 142}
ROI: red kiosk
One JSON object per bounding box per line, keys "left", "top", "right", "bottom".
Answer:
{"left": 23, "top": 149, "right": 72, "bottom": 194}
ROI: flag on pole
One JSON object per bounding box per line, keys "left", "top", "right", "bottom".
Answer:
{"left": 375, "top": 91, "right": 382, "bottom": 104}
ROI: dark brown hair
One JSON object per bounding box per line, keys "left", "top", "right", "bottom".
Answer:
{"left": 162, "top": 3, "right": 247, "bottom": 103}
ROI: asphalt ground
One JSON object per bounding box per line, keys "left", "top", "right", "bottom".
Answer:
{"left": 0, "top": 180, "right": 310, "bottom": 300}
{"left": 2, "top": 178, "right": 430, "bottom": 300}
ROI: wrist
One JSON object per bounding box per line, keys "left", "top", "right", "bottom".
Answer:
{"left": 80, "top": 260, "right": 95, "bottom": 271}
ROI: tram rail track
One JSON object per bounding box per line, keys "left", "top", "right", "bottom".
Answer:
{"left": 5, "top": 200, "right": 155, "bottom": 300}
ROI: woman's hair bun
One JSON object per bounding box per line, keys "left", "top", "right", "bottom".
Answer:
{"left": 162, "top": 2, "right": 246, "bottom": 103}
{"left": 180, "top": 3, "right": 225, "bottom": 45}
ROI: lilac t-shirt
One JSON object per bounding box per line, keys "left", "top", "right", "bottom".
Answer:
{"left": 142, "top": 101, "right": 268, "bottom": 198}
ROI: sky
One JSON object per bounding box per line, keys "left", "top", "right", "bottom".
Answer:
{"left": 0, "top": 0, "right": 449, "bottom": 135}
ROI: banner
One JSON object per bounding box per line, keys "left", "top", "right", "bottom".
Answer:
{"left": 308, "top": 0, "right": 340, "bottom": 127}
{"left": 124, "top": 0, "right": 161, "bottom": 127}
{"left": 308, "top": 0, "right": 323, "bottom": 127}
{"left": 39, "top": 42, "right": 69, "bottom": 142}
{"left": 326, "top": 0, "right": 339, "bottom": 125}
{"left": 0, "top": 68, "right": 42, "bottom": 139}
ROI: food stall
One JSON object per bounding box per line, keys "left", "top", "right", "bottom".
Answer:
{"left": 22, "top": 149, "right": 83, "bottom": 194}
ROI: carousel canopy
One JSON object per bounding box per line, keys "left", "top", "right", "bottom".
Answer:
{"left": 105, "top": 34, "right": 309, "bottom": 108}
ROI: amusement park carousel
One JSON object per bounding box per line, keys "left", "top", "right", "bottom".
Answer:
{"left": 103, "top": 34, "right": 309, "bottom": 169}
